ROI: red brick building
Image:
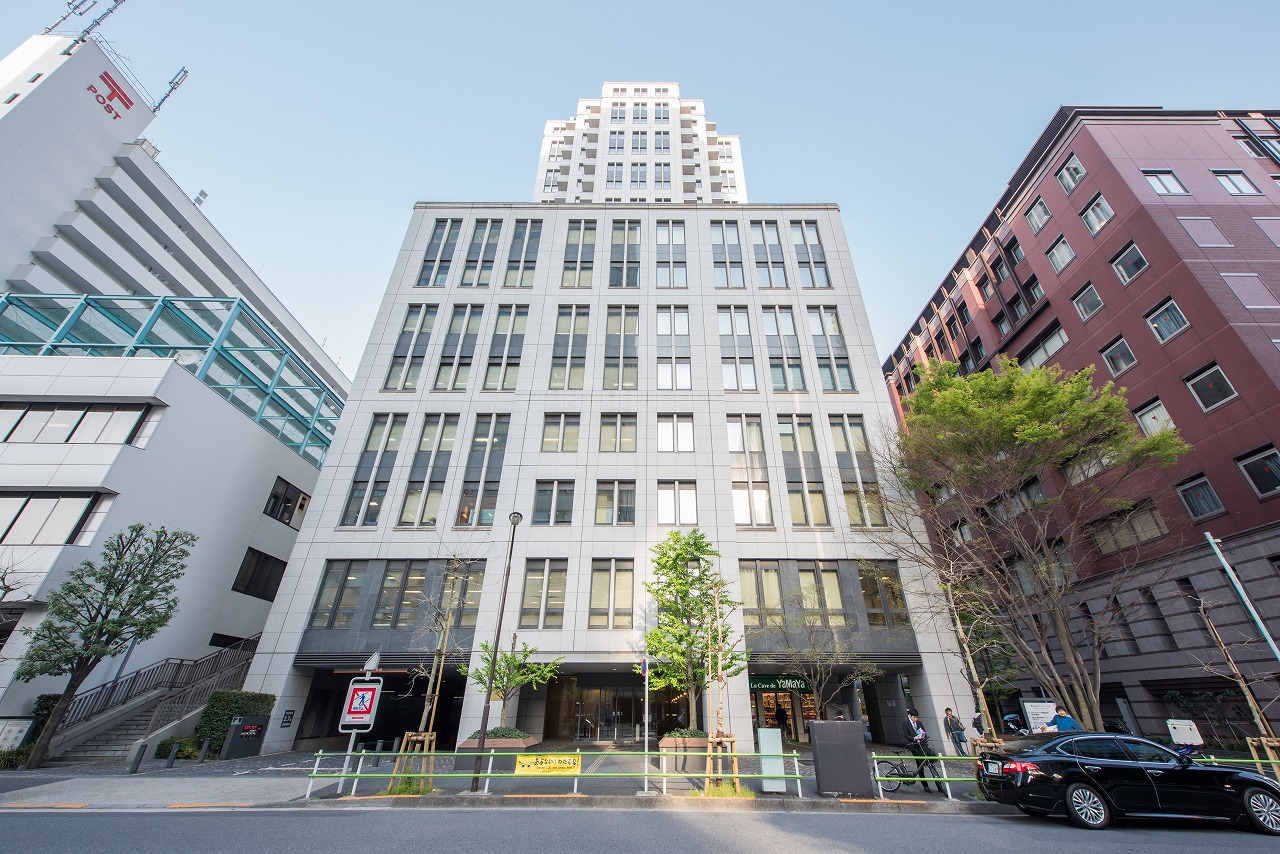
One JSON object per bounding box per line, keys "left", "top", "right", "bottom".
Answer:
{"left": 884, "top": 107, "right": 1280, "bottom": 738}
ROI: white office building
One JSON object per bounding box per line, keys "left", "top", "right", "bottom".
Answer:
{"left": 0, "top": 33, "right": 348, "bottom": 758}
{"left": 247, "top": 83, "right": 962, "bottom": 754}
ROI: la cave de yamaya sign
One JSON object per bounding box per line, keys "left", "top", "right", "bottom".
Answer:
{"left": 86, "top": 71, "right": 133, "bottom": 121}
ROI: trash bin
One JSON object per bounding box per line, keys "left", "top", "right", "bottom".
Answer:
{"left": 809, "top": 719, "right": 875, "bottom": 797}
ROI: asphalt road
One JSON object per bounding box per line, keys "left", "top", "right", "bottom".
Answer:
{"left": 5, "top": 807, "right": 1274, "bottom": 853}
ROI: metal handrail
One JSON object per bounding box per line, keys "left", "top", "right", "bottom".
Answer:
{"left": 143, "top": 658, "right": 255, "bottom": 737}
{"left": 56, "top": 634, "right": 260, "bottom": 732}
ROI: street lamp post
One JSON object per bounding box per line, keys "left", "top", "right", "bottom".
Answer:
{"left": 470, "top": 510, "right": 523, "bottom": 792}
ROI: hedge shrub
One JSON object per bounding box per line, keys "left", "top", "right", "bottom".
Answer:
{"left": 154, "top": 736, "right": 203, "bottom": 760}
{"left": 0, "top": 744, "right": 34, "bottom": 769}
{"left": 465, "top": 726, "right": 530, "bottom": 740}
{"left": 194, "top": 690, "right": 275, "bottom": 752}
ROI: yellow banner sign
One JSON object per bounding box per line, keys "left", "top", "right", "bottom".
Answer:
{"left": 514, "top": 753, "right": 582, "bottom": 776}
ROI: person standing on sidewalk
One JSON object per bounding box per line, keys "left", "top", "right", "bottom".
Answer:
{"left": 944, "top": 707, "right": 968, "bottom": 755}
{"left": 900, "top": 708, "right": 941, "bottom": 793}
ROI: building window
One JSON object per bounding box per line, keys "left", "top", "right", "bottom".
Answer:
{"left": 631, "top": 131, "right": 647, "bottom": 153}
{"left": 0, "top": 403, "right": 150, "bottom": 445}
{"left": 977, "top": 276, "right": 993, "bottom": 299}
{"left": 808, "top": 306, "right": 855, "bottom": 391}
{"left": 504, "top": 220, "right": 541, "bottom": 288}
{"left": 609, "top": 220, "right": 640, "bottom": 287}
{"left": 711, "top": 221, "right": 745, "bottom": 288}
{"left": 608, "top": 131, "right": 624, "bottom": 154}
{"left": 418, "top": 219, "right": 462, "bottom": 287}
{"left": 654, "top": 162, "right": 672, "bottom": 190}
{"left": 1047, "top": 236, "right": 1076, "bottom": 274}
{"left": 1025, "top": 197, "right": 1051, "bottom": 234}
{"left": 859, "top": 562, "right": 908, "bottom": 628}
{"left": 310, "top": 560, "right": 368, "bottom": 629}
{"left": 600, "top": 412, "right": 637, "bottom": 452}
{"left": 632, "top": 102, "right": 648, "bottom": 122}
{"left": 971, "top": 336, "right": 986, "bottom": 359}
{"left": 1007, "top": 239, "right": 1025, "bottom": 265}
{"left": 228, "top": 546, "right": 289, "bottom": 603}
{"left": 1185, "top": 364, "right": 1237, "bottom": 411}
{"left": 1238, "top": 447, "right": 1280, "bottom": 498}
{"left": 791, "top": 220, "right": 830, "bottom": 288}
{"left": 483, "top": 305, "right": 527, "bottom": 391}
{"left": 371, "top": 560, "right": 429, "bottom": 629}
{"left": 1025, "top": 276, "right": 1044, "bottom": 302}
{"left": 1019, "top": 322, "right": 1068, "bottom": 370}
{"left": 1143, "top": 169, "right": 1188, "bottom": 195}
{"left": 728, "top": 414, "right": 772, "bottom": 527}
{"left": 589, "top": 558, "right": 634, "bottom": 629}
{"left": 799, "top": 560, "right": 846, "bottom": 627}
{"left": 341, "top": 413, "right": 407, "bottom": 526}
{"left": 654, "top": 102, "right": 670, "bottom": 123}
{"left": 460, "top": 219, "right": 502, "bottom": 287}
{"left": 606, "top": 162, "right": 623, "bottom": 189}
{"left": 1145, "top": 299, "right": 1188, "bottom": 343}
{"left": 718, "top": 140, "right": 734, "bottom": 161}
{"left": 562, "top": 220, "right": 596, "bottom": 288}
{"left": 541, "top": 413, "right": 579, "bottom": 452}
{"left": 1134, "top": 399, "right": 1174, "bottom": 436}
{"left": 433, "top": 304, "right": 483, "bottom": 390}
{"left": 1111, "top": 243, "right": 1148, "bottom": 285}
{"left": 610, "top": 102, "right": 626, "bottom": 124}
{"left": 1177, "top": 477, "right": 1225, "bottom": 519}
{"left": 263, "top": 477, "right": 309, "bottom": 529}
{"left": 1101, "top": 337, "right": 1137, "bottom": 377}
{"left": 956, "top": 301, "right": 972, "bottom": 325}
{"left": 718, "top": 306, "right": 757, "bottom": 391}
{"left": 520, "top": 558, "right": 568, "bottom": 629}
{"left": 655, "top": 220, "right": 686, "bottom": 288}
{"left": 657, "top": 480, "right": 697, "bottom": 525}
{"left": 739, "top": 559, "right": 783, "bottom": 627}
{"left": 778, "top": 415, "right": 828, "bottom": 527}
{"left": 657, "top": 413, "right": 694, "bottom": 452}
{"left": 1056, "top": 154, "right": 1087, "bottom": 194}
{"left": 1008, "top": 294, "right": 1026, "bottom": 320}
{"left": 454, "top": 413, "right": 510, "bottom": 527}
{"left": 549, "top": 305, "right": 589, "bottom": 390}
{"left": 542, "top": 169, "right": 557, "bottom": 193}
{"left": 532, "top": 480, "right": 575, "bottom": 526}
{"left": 991, "top": 257, "right": 1008, "bottom": 284}
{"left": 654, "top": 130, "right": 671, "bottom": 153}
{"left": 399, "top": 413, "right": 459, "bottom": 527}
{"left": 603, "top": 305, "right": 639, "bottom": 390}
{"left": 384, "top": 304, "right": 438, "bottom": 391}
{"left": 0, "top": 492, "right": 98, "bottom": 546}
{"left": 656, "top": 306, "right": 692, "bottom": 390}
{"left": 1214, "top": 170, "right": 1261, "bottom": 195}
{"left": 630, "top": 162, "right": 647, "bottom": 189}
{"left": 1091, "top": 503, "right": 1168, "bottom": 556}
{"left": 1072, "top": 284, "right": 1103, "bottom": 322}
{"left": 762, "top": 307, "right": 805, "bottom": 391}
{"left": 595, "top": 480, "right": 636, "bottom": 524}
{"left": 1081, "top": 194, "right": 1114, "bottom": 235}
{"left": 751, "top": 221, "right": 787, "bottom": 289}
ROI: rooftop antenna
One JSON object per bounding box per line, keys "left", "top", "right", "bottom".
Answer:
{"left": 152, "top": 67, "right": 188, "bottom": 114}
{"left": 62, "top": 0, "right": 128, "bottom": 55}
{"left": 44, "top": 0, "right": 99, "bottom": 34}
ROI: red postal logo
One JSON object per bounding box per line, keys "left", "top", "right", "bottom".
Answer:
{"left": 86, "top": 71, "right": 133, "bottom": 121}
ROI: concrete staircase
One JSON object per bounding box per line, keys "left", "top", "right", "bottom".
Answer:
{"left": 51, "top": 710, "right": 154, "bottom": 763}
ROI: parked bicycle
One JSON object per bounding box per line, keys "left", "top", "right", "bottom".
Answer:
{"left": 875, "top": 751, "right": 940, "bottom": 793}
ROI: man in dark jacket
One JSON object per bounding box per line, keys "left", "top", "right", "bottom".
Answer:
{"left": 900, "top": 708, "right": 941, "bottom": 793}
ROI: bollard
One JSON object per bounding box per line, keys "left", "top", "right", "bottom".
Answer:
{"left": 392, "top": 736, "right": 401, "bottom": 753}
{"left": 165, "top": 741, "right": 181, "bottom": 769}
{"left": 196, "top": 738, "right": 211, "bottom": 764}
{"left": 373, "top": 740, "right": 384, "bottom": 768}
{"left": 128, "top": 743, "right": 147, "bottom": 775}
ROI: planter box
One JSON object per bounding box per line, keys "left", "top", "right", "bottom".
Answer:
{"left": 455, "top": 736, "right": 540, "bottom": 773}
{"left": 658, "top": 737, "right": 710, "bottom": 773}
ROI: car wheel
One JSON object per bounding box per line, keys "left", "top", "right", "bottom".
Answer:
{"left": 1065, "top": 782, "right": 1111, "bottom": 830}
{"left": 1244, "top": 787, "right": 1280, "bottom": 835}
{"left": 1017, "top": 805, "right": 1050, "bottom": 817}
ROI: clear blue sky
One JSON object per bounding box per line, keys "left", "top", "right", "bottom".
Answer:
{"left": 5, "top": 1, "right": 1278, "bottom": 373}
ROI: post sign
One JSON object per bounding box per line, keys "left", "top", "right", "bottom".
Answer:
{"left": 339, "top": 677, "right": 383, "bottom": 733}
{"left": 0, "top": 719, "right": 33, "bottom": 751}
{"left": 515, "top": 754, "right": 582, "bottom": 776}
{"left": 1020, "top": 699, "right": 1060, "bottom": 732}
{"left": 1167, "top": 719, "right": 1204, "bottom": 745}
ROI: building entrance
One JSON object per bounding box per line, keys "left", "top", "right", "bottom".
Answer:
{"left": 542, "top": 674, "right": 683, "bottom": 742}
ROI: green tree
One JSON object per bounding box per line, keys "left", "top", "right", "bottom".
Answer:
{"left": 459, "top": 634, "right": 564, "bottom": 729}
{"left": 639, "top": 529, "right": 746, "bottom": 732}
{"left": 15, "top": 524, "right": 196, "bottom": 769}
{"left": 882, "top": 358, "right": 1186, "bottom": 730}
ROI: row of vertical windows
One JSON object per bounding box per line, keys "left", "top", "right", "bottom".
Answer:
{"left": 311, "top": 558, "right": 485, "bottom": 630}
{"left": 418, "top": 218, "right": 831, "bottom": 290}
{"left": 0, "top": 403, "right": 153, "bottom": 445}
{"left": 384, "top": 302, "right": 857, "bottom": 394}
{"left": 340, "top": 411, "right": 880, "bottom": 531}
{"left": 740, "top": 560, "right": 907, "bottom": 629}
{"left": 609, "top": 102, "right": 670, "bottom": 123}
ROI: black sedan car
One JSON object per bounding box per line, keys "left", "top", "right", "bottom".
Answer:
{"left": 978, "top": 732, "right": 1280, "bottom": 834}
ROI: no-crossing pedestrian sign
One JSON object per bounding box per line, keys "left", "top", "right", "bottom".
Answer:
{"left": 338, "top": 676, "right": 383, "bottom": 733}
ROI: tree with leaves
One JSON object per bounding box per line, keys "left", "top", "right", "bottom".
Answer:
{"left": 459, "top": 634, "right": 564, "bottom": 729}
{"left": 878, "top": 357, "right": 1187, "bottom": 731}
{"left": 15, "top": 523, "right": 196, "bottom": 769}
{"left": 639, "top": 529, "right": 747, "bottom": 732}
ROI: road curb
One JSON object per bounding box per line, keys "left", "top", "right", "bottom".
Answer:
{"left": 306, "top": 793, "right": 1017, "bottom": 814}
